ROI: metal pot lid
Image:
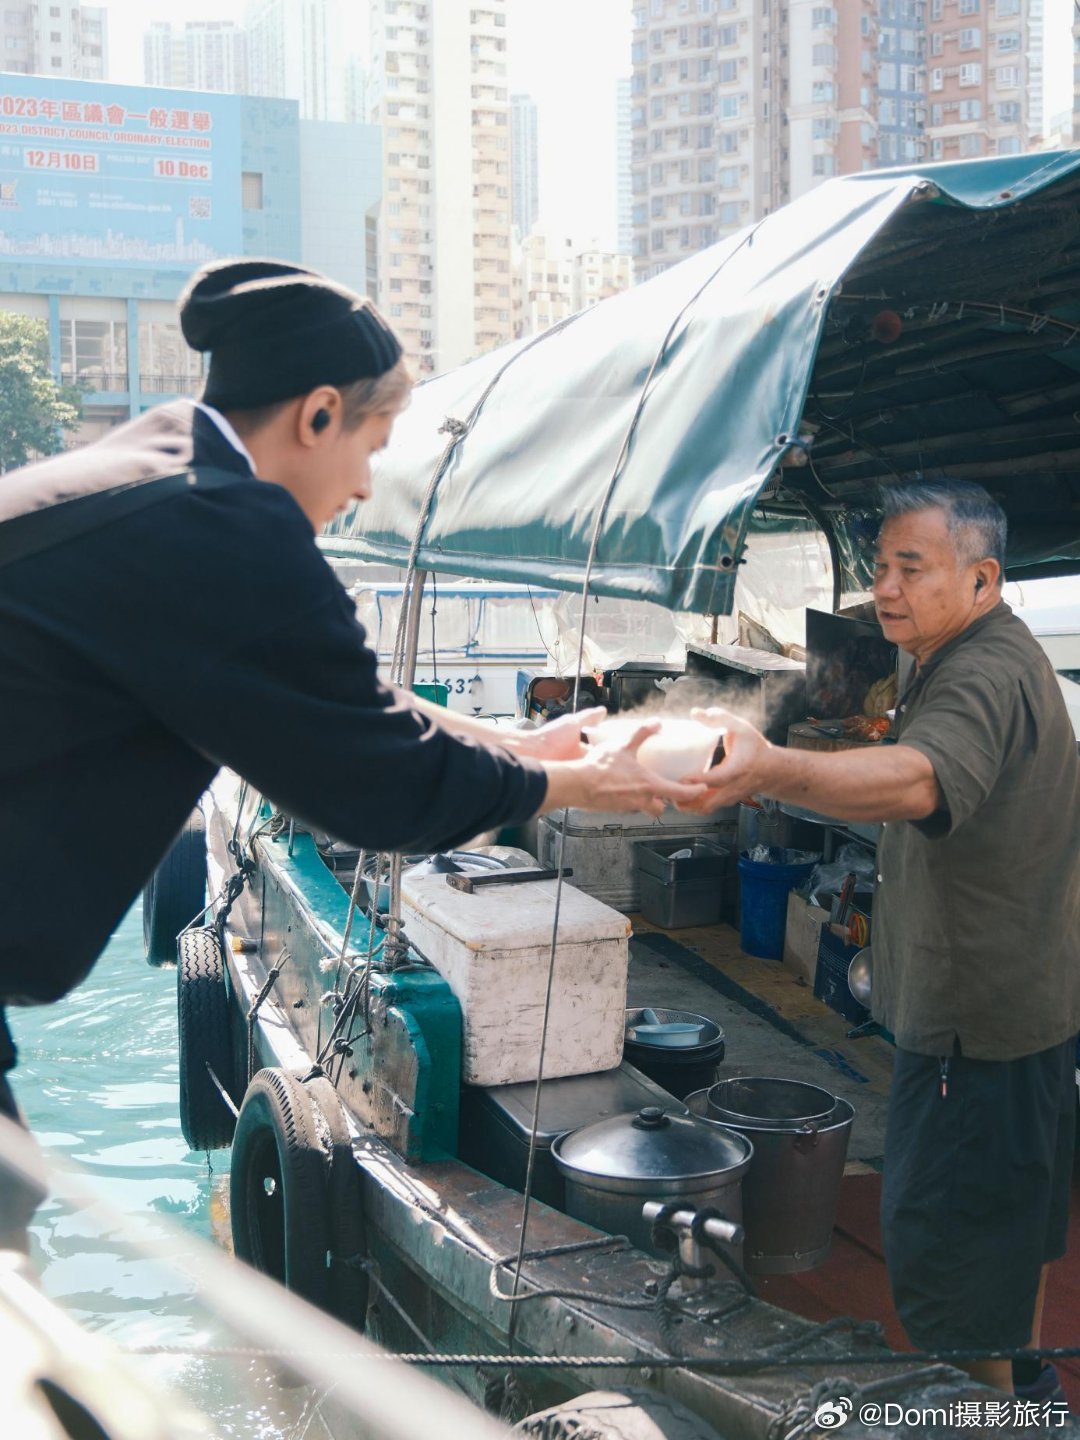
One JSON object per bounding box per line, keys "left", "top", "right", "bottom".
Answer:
{"left": 402, "top": 850, "right": 509, "bottom": 879}
{"left": 552, "top": 1106, "right": 752, "bottom": 1184}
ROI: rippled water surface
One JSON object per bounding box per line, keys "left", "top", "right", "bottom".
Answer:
{"left": 8, "top": 905, "right": 335, "bottom": 1439}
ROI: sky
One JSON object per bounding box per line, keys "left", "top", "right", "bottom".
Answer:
{"left": 96, "top": 0, "right": 1073, "bottom": 249}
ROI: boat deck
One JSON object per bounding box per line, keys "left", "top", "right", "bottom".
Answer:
{"left": 627, "top": 916, "right": 1080, "bottom": 1410}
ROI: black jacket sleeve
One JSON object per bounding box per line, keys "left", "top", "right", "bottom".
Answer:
{"left": 84, "top": 480, "right": 549, "bottom": 853}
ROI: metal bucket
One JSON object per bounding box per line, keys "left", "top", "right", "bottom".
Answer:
{"left": 706, "top": 1076, "right": 836, "bottom": 1129}
{"left": 688, "top": 1086, "right": 854, "bottom": 1275}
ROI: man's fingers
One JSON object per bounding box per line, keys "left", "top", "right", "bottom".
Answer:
{"left": 570, "top": 706, "right": 607, "bottom": 728}
{"left": 623, "top": 721, "right": 662, "bottom": 753}
{"left": 652, "top": 778, "right": 709, "bottom": 803}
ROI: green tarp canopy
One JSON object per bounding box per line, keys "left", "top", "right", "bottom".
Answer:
{"left": 325, "top": 152, "right": 1080, "bottom": 615}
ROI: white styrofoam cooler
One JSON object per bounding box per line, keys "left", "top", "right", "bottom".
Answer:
{"left": 400, "top": 871, "right": 630, "bottom": 1086}
{"left": 538, "top": 805, "right": 738, "bottom": 912}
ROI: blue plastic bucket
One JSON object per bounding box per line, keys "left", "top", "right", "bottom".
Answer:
{"left": 738, "top": 849, "right": 818, "bottom": 960}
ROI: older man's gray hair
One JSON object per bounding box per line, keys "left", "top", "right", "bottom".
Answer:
{"left": 879, "top": 480, "right": 1007, "bottom": 583}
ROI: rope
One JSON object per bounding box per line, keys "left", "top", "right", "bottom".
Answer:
{"left": 120, "top": 1343, "right": 1080, "bottom": 1371}
{"left": 245, "top": 948, "right": 289, "bottom": 1084}
{"left": 507, "top": 219, "right": 771, "bottom": 1344}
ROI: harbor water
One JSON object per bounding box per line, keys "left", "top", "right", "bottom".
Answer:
{"left": 7, "top": 903, "right": 334, "bottom": 1439}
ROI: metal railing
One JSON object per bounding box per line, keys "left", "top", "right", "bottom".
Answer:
{"left": 62, "top": 370, "right": 129, "bottom": 393}
{"left": 138, "top": 374, "right": 204, "bottom": 395}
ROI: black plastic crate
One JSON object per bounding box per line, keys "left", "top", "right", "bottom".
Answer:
{"left": 813, "top": 927, "right": 869, "bottom": 1026}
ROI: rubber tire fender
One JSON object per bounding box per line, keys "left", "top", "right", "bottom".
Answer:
{"left": 143, "top": 808, "right": 207, "bottom": 966}
{"left": 231, "top": 1067, "right": 367, "bottom": 1324}
{"left": 305, "top": 1076, "right": 369, "bottom": 1331}
{"left": 513, "top": 1389, "right": 725, "bottom": 1440}
{"left": 177, "top": 927, "right": 238, "bottom": 1151}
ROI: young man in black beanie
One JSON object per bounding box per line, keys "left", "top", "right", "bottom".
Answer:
{"left": 0, "top": 258, "right": 704, "bottom": 1155}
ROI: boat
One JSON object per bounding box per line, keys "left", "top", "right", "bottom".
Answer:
{"left": 0, "top": 1110, "right": 509, "bottom": 1440}
{"left": 152, "top": 153, "right": 1080, "bottom": 1439}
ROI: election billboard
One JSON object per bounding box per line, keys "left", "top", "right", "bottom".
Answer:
{"left": 0, "top": 75, "right": 243, "bottom": 268}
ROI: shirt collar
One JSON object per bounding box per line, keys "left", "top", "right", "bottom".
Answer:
{"left": 193, "top": 401, "right": 257, "bottom": 475}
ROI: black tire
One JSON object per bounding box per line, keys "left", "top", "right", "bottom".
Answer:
{"left": 513, "top": 1390, "right": 724, "bottom": 1440}
{"left": 306, "top": 1076, "right": 369, "bottom": 1331}
{"left": 231, "top": 1067, "right": 367, "bottom": 1319}
{"left": 143, "top": 809, "right": 207, "bottom": 966}
{"left": 177, "top": 927, "right": 238, "bottom": 1151}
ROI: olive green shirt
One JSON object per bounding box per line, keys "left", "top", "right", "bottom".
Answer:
{"left": 873, "top": 603, "right": 1080, "bottom": 1060}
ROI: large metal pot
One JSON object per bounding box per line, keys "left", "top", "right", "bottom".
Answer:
{"left": 551, "top": 1106, "right": 752, "bottom": 1260}
{"left": 688, "top": 1087, "right": 854, "bottom": 1275}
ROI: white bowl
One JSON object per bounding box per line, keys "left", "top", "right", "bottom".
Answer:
{"left": 585, "top": 716, "right": 722, "bottom": 782}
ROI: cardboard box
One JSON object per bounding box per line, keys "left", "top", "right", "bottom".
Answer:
{"left": 782, "top": 889, "right": 830, "bottom": 986}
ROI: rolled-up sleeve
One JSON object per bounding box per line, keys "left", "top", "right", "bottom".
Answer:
{"left": 898, "top": 665, "right": 1013, "bottom": 838}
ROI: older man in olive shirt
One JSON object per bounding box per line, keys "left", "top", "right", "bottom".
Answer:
{"left": 680, "top": 480, "right": 1080, "bottom": 1400}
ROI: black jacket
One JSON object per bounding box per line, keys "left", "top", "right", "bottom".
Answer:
{"left": 0, "top": 402, "right": 546, "bottom": 1004}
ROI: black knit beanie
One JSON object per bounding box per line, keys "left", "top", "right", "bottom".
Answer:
{"left": 178, "top": 258, "right": 403, "bottom": 410}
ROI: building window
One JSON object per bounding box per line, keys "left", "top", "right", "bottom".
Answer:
{"left": 718, "top": 59, "right": 737, "bottom": 82}
{"left": 958, "top": 28, "right": 980, "bottom": 50}
{"left": 958, "top": 98, "right": 981, "bottom": 120}
{"left": 718, "top": 94, "right": 737, "bottom": 116}
{"left": 959, "top": 0, "right": 979, "bottom": 11}
{"left": 996, "top": 100, "right": 1020, "bottom": 122}
{"left": 930, "top": 32, "right": 942, "bottom": 55}
{"left": 997, "top": 134, "right": 1022, "bottom": 154}
{"left": 995, "top": 66, "right": 1019, "bottom": 88}
{"left": 958, "top": 133, "right": 983, "bottom": 157}
{"left": 996, "top": 31, "right": 1021, "bottom": 52}
{"left": 59, "top": 317, "right": 128, "bottom": 388}
{"left": 812, "top": 155, "right": 837, "bottom": 177}
{"left": 930, "top": 67, "right": 943, "bottom": 90}
{"left": 811, "top": 81, "right": 835, "bottom": 102}
{"left": 958, "top": 63, "right": 982, "bottom": 85}
{"left": 995, "top": 0, "right": 1019, "bottom": 13}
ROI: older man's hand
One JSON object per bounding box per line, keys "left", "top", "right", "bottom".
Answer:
{"left": 674, "top": 706, "right": 774, "bottom": 813}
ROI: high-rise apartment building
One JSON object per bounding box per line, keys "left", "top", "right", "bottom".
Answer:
{"left": 2, "top": 1, "right": 108, "bottom": 80}
{"left": 616, "top": 76, "right": 633, "bottom": 255}
{"left": 876, "top": 2, "right": 926, "bottom": 169}
{"left": 345, "top": 54, "right": 369, "bottom": 124}
{"left": 515, "top": 233, "right": 632, "bottom": 339}
{"left": 369, "top": 0, "right": 514, "bottom": 375}
{"left": 246, "top": 0, "right": 345, "bottom": 122}
{"left": 143, "top": 20, "right": 247, "bottom": 95}
{"left": 632, "top": 0, "right": 1045, "bottom": 283}
{"left": 926, "top": 0, "right": 1035, "bottom": 163}
{"left": 511, "top": 93, "right": 540, "bottom": 239}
